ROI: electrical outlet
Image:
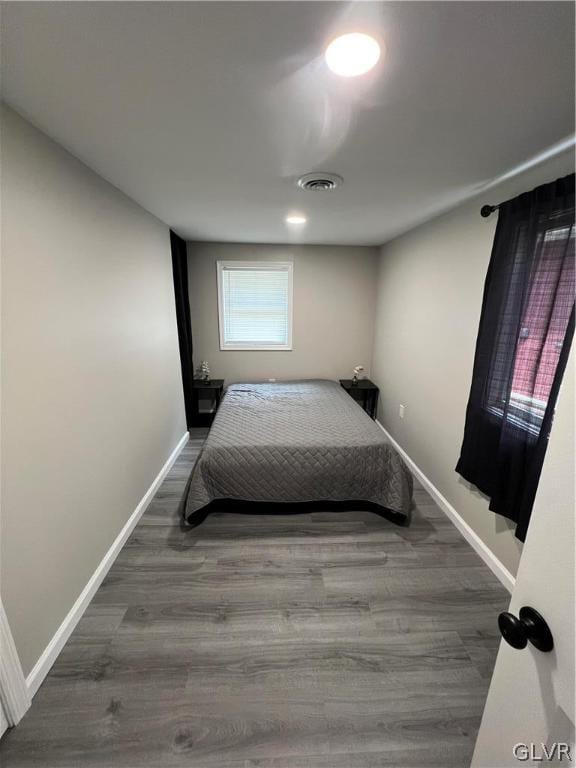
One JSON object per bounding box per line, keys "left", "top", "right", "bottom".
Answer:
{"left": 399, "top": 404, "right": 406, "bottom": 419}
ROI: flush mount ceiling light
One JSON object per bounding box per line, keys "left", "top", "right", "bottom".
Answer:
{"left": 285, "top": 214, "right": 307, "bottom": 225}
{"left": 325, "top": 33, "right": 381, "bottom": 77}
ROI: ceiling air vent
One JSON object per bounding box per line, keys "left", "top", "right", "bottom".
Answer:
{"left": 297, "top": 172, "right": 343, "bottom": 192}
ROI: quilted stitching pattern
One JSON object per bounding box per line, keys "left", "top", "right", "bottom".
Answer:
{"left": 184, "top": 380, "right": 413, "bottom": 520}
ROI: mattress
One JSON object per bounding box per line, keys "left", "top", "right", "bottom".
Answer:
{"left": 181, "top": 379, "right": 413, "bottom": 523}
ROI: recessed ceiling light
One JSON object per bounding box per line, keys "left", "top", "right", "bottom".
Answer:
{"left": 325, "top": 33, "right": 381, "bottom": 78}
{"left": 286, "top": 214, "right": 307, "bottom": 225}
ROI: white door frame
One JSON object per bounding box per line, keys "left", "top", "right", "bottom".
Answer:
{"left": 0, "top": 599, "right": 30, "bottom": 734}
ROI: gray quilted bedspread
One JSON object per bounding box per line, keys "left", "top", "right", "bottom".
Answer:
{"left": 182, "top": 380, "right": 413, "bottom": 521}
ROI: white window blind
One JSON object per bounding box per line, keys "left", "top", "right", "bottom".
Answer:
{"left": 217, "top": 261, "right": 293, "bottom": 350}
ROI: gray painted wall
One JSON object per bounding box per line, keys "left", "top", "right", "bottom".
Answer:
{"left": 2, "top": 103, "right": 571, "bottom": 681}
{"left": 371, "top": 150, "right": 575, "bottom": 578}
{"left": 187, "top": 242, "right": 378, "bottom": 383}
{"left": 0, "top": 106, "right": 187, "bottom": 675}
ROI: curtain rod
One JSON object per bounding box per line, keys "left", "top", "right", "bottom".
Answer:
{"left": 479, "top": 135, "right": 575, "bottom": 218}
{"left": 480, "top": 203, "right": 500, "bottom": 218}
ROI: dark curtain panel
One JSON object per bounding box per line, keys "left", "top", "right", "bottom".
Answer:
{"left": 456, "top": 173, "right": 575, "bottom": 541}
{"left": 170, "top": 231, "right": 195, "bottom": 428}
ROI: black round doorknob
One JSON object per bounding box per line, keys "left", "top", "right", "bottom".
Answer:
{"left": 498, "top": 606, "right": 554, "bottom": 653}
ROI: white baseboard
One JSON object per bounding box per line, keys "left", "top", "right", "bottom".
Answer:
{"left": 26, "top": 431, "right": 190, "bottom": 698}
{"left": 376, "top": 421, "right": 515, "bottom": 594}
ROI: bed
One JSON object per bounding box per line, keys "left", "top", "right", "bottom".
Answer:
{"left": 181, "top": 379, "right": 413, "bottom": 526}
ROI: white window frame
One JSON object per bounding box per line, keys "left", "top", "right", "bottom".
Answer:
{"left": 216, "top": 261, "right": 293, "bottom": 351}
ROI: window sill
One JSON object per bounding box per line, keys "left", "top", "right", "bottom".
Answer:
{"left": 485, "top": 404, "right": 542, "bottom": 437}
{"left": 220, "top": 345, "right": 293, "bottom": 352}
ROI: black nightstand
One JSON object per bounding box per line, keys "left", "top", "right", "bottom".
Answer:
{"left": 339, "top": 379, "right": 379, "bottom": 419}
{"left": 191, "top": 379, "right": 224, "bottom": 427}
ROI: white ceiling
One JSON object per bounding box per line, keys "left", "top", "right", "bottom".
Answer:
{"left": 2, "top": 2, "right": 574, "bottom": 245}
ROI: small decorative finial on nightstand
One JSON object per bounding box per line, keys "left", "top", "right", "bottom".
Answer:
{"left": 197, "top": 360, "right": 211, "bottom": 382}
{"left": 352, "top": 365, "right": 364, "bottom": 385}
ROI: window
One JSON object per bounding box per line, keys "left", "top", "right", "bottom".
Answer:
{"left": 217, "top": 261, "right": 293, "bottom": 350}
{"left": 486, "top": 224, "right": 575, "bottom": 435}
{"left": 456, "top": 172, "right": 574, "bottom": 542}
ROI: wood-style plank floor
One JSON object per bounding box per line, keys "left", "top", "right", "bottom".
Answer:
{"left": 1, "top": 431, "right": 509, "bottom": 767}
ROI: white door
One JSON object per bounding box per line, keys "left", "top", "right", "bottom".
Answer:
{"left": 472, "top": 350, "right": 575, "bottom": 767}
